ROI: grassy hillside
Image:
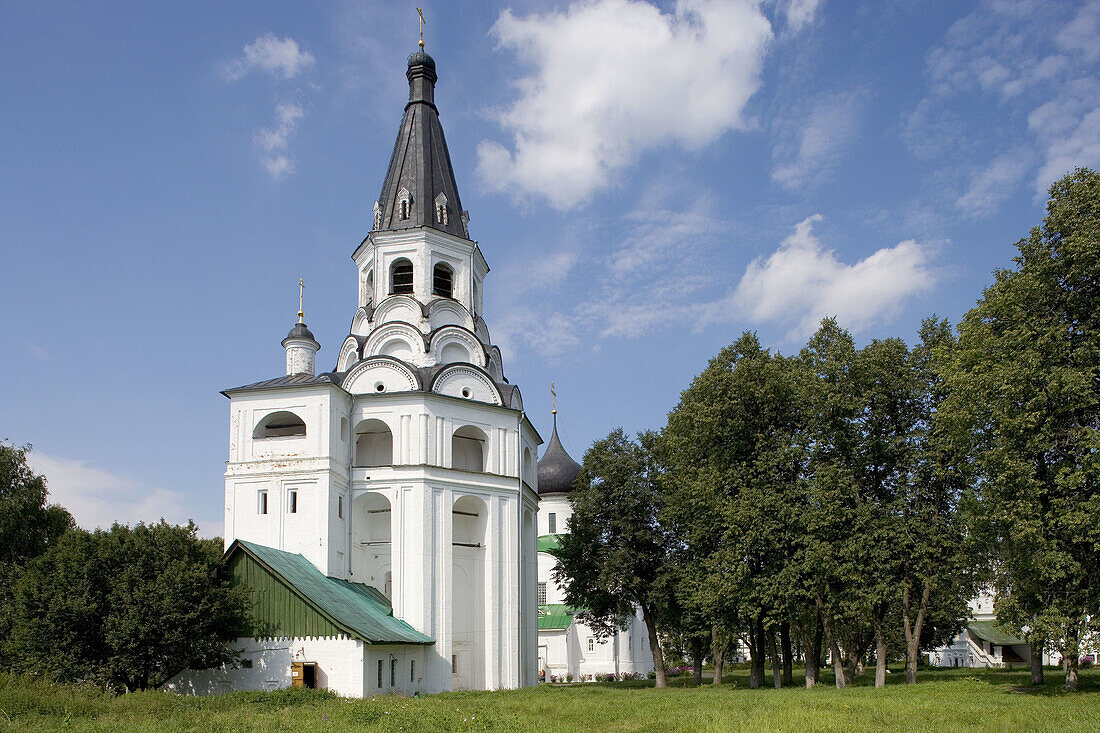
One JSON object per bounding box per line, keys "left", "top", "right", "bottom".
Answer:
{"left": 2, "top": 667, "right": 1097, "bottom": 732}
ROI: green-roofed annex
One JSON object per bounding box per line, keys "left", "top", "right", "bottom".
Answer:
{"left": 966, "top": 620, "right": 1026, "bottom": 647}
{"left": 227, "top": 539, "right": 433, "bottom": 645}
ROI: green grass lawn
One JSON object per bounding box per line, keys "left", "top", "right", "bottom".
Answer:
{"left": 2, "top": 667, "right": 1098, "bottom": 732}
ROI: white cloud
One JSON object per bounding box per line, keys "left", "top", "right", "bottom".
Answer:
{"left": 226, "top": 33, "right": 315, "bottom": 81}
{"left": 733, "top": 215, "right": 936, "bottom": 339}
{"left": 772, "top": 91, "right": 861, "bottom": 189}
{"left": 477, "top": 0, "right": 773, "bottom": 209}
{"left": 955, "top": 149, "right": 1033, "bottom": 216}
{"left": 780, "top": 0, "right": 823, "bottom": 32}
{"left": 26, "top": 453, "right": 221, "bottom": 537}
{"left": 254, "top": 102, "right": 304, "bottom": 180}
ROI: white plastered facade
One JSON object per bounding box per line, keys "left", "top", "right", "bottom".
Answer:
{"left": 534, "top": 495, "right": 654, "bottom": 682}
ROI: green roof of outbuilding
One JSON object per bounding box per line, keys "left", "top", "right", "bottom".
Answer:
{"left": 538, "top": 604, "right": 574, "bottom": 631}
{"left": 967, "top": 620, "right": 1025, "bottom": 646}
{"left": 537, "top": 534, "right": 564, "bottom": 553}
{"left": 229, "top": 540, "right": 433, "bottom": 645}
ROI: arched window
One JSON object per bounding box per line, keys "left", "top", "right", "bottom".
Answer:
{"left": 354, "top": 419, "right": 393, "bottom": 467}
{"left": 433, "top": 263, "right": 453, "bottom": 298}
{"left": 253, "top": 411, "right": 306, "bottom": 439}
{"left": 452, "top": 426, "right": 487, "bottom": 472}
{"left": 364, "top": 269, "right": 374, "bottom": 306}
{"left": 390, "top": 259, "right": 413, "bottom": 295}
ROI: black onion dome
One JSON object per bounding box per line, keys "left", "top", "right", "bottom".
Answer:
{"left": 282, "top": 322, "right": 319, "bottom": 349}
{"left": 407, "top": 49, "right": 436, "bottom": 71}
{"left": 537, "top": 420, "right": 581, "bottom": 495}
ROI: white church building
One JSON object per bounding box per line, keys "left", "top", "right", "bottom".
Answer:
{"left": 168, "top": 46, "right": 541, "bottom": 697}
{"left": 534, "top": 412, "right": 654, "bottom": 682}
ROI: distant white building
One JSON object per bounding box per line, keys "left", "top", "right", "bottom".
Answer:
{"left": 168, "top": 46, "right": 540, "bottom": 697}
{"left": 534, "top": 413, "right": 654, "bottom": 682}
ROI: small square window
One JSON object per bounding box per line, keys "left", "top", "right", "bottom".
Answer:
{"left": 258, "top": 490, "right": 268, "bottom": 515}
{"left": 288, "top": 490, "right": 298, "bottom": 514}
{"left": 537, "top": 582, "right": 547, "bottom": 606}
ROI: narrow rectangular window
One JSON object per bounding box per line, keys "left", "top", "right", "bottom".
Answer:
{"left": 377, "top": 659, "right": 383, "bottom": 688}
{"left": 587, "top": 638, "right": 594, "bottom": 652}
{"left": 451, "top": 654, "right": 457, "bottom": 673}
{"left": 288, "top": 490, "right": 298, "bottom": 514}
{"left": 410, "top": 659, "right": 415, "bottom": 683}
{"left": 548, "top": 512, "right": 556, "bottom": 534}
{"left": 338, "top": 495, "right": 343, "bottom": 519}
{"left": 258, "top": 490, "right": 268, "bottom": 515}
{"left": 390, "top": 658, "right": 396, "bottom": 687}
{"left": 537, "top": 582, "right": 547, "bottom": 606}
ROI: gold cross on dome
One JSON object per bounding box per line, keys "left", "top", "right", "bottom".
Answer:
{"left": 297, "top": 278, "right": 305, "bottom": 323}
{"left": 551, "top": 382, "right": 557, "bottom": 415}
{"left": 417, "top": 7, "right": 426, "bottom": 48}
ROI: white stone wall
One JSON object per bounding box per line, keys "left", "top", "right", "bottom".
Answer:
{"left": 165, "top": 636, "right": 366, "bottom": 697}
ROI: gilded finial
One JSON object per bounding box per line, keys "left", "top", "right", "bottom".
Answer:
{"left": 551, "top": 382, "right": 557, "bottom": 415}
{"left": 297, "top": 278, "right": 305, "bottom": 323}
{"left": 417, "top": 7, "right": 426, "bottom": 48}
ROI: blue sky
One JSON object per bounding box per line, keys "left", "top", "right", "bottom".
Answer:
{"left": 3, "top": 0, "right": 1098, "bottom": 536}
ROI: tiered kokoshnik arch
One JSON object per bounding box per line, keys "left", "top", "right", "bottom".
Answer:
{"left": 167, "top": 43, "right": 542, "bottom": 698}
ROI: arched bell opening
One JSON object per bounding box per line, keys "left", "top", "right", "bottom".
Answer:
{"left": 352, "top": 491, "right": 392, "bottom": 599}
{"left": 451, "top": 494, "right": 486, "bottom": 690}
{"left": 451, "top": 425, "right": 487, "bottom": 472}
{"left": 354, "top": 419, "right": 393, "bottom": 467}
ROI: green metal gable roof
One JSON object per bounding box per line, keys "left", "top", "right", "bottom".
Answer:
{"left": 228, "top": 540, "right": 433, "bottom": 645}
{"left": 538, "top": 604, "right": 574, "bottom": 631}
{"left": 967, "top": 620, "right": 1026, "bottom": 646}
{"left": 537, "top": 534, "right": 564, "bottom": 553}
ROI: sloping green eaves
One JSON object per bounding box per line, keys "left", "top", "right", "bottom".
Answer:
{"left": 537, "top": 534, "right": 564, "bottom": 553}
{"left": 538, "top": 603, "right": 574, "bottom": 631}
{"left": 967, "top": 620, "right": 1026, "bottom": 646}
{"left": 228, "top": 539, "right": 433, "bottom": 645}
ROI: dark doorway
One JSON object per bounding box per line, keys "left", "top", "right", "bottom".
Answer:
{"left": 302, "top": 663, "right": 316, "bottom": 689}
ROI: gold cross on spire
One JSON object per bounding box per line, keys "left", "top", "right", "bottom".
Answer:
{"left": 551, "top": 382, "right": 557, "bottom": 415}
{"left": 297, "top": 278, "right": 305, "bottom": 323}
{"left": 417, "top": 7, "right": 426, "bottom": 48}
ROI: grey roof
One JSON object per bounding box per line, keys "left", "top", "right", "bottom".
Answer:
{"left": 223, "top": 373, "right": 335, "bottom": 395}
{"left": 537, "top": 416, "right": 582, "bottom": 495}
{"left": 374, "top": 49, "right": 469, "bottom": 240}
{"left": 282, "top": 322, "right": 319, "bottom": 348}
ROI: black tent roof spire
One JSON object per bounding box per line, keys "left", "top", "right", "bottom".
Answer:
{"left": 372, "top": 45, "right": 469, "bottom": 240}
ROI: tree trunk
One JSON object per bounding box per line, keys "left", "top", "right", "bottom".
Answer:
{"left": 873, "top": 616, "right": 888, "bottom": 688}
{"left": 749, "top": 618, "right": 766, "bottom": 688}
{"left": 780, "top": 621, "right": 793, "bottom": 686}
{"left": 902, "top": 579, "right": 930, "bottom": 684}
{"left": 640, "top": 604, "right": 667, "bottom": 689}
{"left": 691, "top": 636, "right": 704, "bottom": 686}
{"left": 843, "top": 641, "right": 860, "bottom": 686}
{"left": 1030, "top": 641, "right": 1044, "bottom": 686}
{"left": 767, "top": 627, "right": 782, "bottom": 689}
{"left": 805, "top": 611, "right": 823, "bottom": 688}
{"left": 1064, "top": 626, "right": 1079, "bottom": 692}
{"left": 816, "top": 595, "right": 846, "bottom": 689}
{"left": 711, "top": 626, "right": 727, "bottom": 687}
